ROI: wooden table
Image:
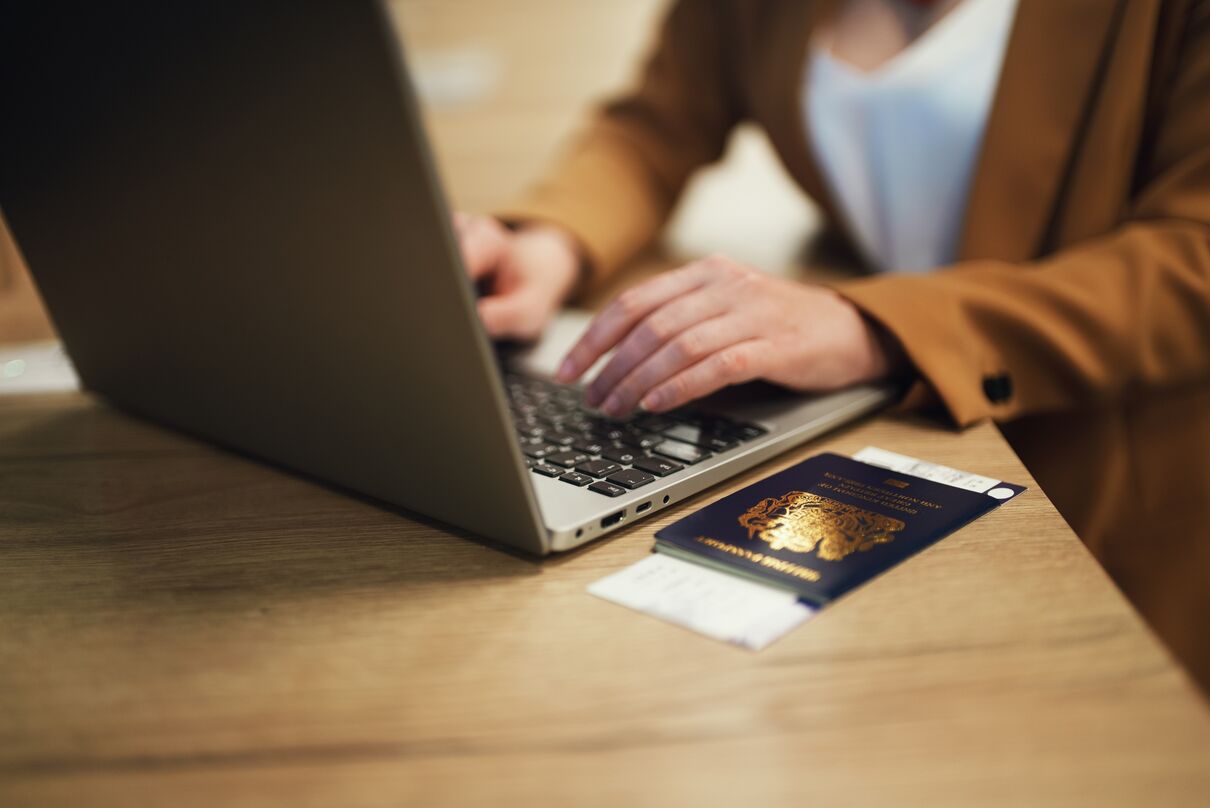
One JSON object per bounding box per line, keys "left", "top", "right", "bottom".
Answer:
{"left": 2, "top": 392, "right": 1209, "bottom": 806}
{"left": 3, "top": 2, "right": 1209, "bottom": 804}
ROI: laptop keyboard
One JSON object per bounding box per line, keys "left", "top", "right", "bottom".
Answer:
{"left": 505, "top": 373, "right": 767, "bottom": 497}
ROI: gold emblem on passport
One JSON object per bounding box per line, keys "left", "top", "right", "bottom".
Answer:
{"left": 738, "top": 492, "right": 906, "bottom": 562}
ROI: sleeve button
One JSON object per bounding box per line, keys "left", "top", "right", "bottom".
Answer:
{"left": 982, "top": 373, "right": 1013, "bottom": 403}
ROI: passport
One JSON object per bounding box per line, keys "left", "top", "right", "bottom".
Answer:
{"left": 655, "top": 452, "right": 1025, "bottom": 606}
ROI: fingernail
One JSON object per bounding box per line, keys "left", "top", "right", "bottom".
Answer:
{"left": 556, "top": 358, "right": 576, "bottom": 382}
{"left": 641, "top": 391, "right": 663, "bottom": 411}
{"left": 602, "top": 395, "right": 623, "bottom": 417}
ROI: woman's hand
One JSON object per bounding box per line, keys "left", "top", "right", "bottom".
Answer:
{"left": 453, "top": 213, "right": 582, "bottom": 341}
{"left": 555, "top": 255, "right": 901, "bottom": 417}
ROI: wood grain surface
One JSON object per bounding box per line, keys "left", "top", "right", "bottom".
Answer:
{"left": 2, "top": 1, "right": 1208, "bottom": 805}
{"left": 1, "top": 393, "right": 1208, "bottom": 807}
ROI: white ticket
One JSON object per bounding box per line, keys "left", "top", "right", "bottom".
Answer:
{"left": 588, "top": 553, "right": 815, "bottom": 651}
{"left": 852, "top": 446, "right": 1014, "bottom": 497}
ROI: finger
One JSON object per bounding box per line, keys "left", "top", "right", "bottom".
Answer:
{"left": 585, "top": 286, "right": 731, "bottom": 408}
{"left": 477, "top": 289, "right": 544, "bottom": 341}
{"left": 555, "top": 260, "right": 722, "bottom": 383}
{"left": 639, "top": 339, "right": 769, "bottom": 412}
{"left": 597, "top": 315, "right": 751, "bottom": 417}
{"left": 457, "top": 215, "right": 508, "bottom": 282}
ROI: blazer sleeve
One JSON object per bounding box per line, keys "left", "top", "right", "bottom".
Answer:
{"left": 838, "top": 7, "right": 1210, "bottom": 427}
{"left": 495, "top": 0, "right": 744, "bottom": 282}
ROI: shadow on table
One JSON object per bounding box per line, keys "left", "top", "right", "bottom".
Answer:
{"left": 3, "top": 404, "right": 544, "bottom": 617}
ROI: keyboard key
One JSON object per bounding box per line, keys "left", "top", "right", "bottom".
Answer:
{"left": 668, "top": 409, "right": 705, "bottom": 424}
{"left": 632, "top": 455, "right": 684, "bottom": 477}
{"left": 559, "top": 471, "right": 593, "bottom": 487}
{"left": 601, "top": 446, "right": 640, "bottom": 464}
{"left": 662, "top": 423, "right": 736, "bottom": 451}
{"left": 660, "top": 423, "right": 698, "bottom": 444}
{"left": 620, "top": 432, "right": 662, "bottom": 450}
{"left": 588, "top": 481, "right": 627, "bottom": 497}
{"left": 522, "top": 443, "right": 559, "bottom": 459}
{"left": 576, "top": 459, "right": 623, "bottom": 478}
{"left": 531, "top": 463, "right": 563, "bottom": 477}
{"left": 702, "top": 436, "right": 738, "bottom": 452}
{"left": 653, "top": 439, "right": 712, "bottom": 465}
{"left": 572, "top": 438, "right": 606, "bottom": 455}
{"left": 588, "top": 420, "right": 628, "bottom": 441}
{"left": 732, "top": 423, "right": 768, "bottom": 441}
{"left": 606, "top": 468, "right": 656, "bottom": 489}
{"left": 635, "top": 413, "right": 675, "bottom": 433}
{"left": 545, "top": 449, "right": 590, "bottom": 468}
{"left": 544, "top": 431, "right": 577, "bottom": 446}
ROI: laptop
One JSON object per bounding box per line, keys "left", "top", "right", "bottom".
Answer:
{"left": 0, "top": 1, "right": 893, "bottom": 555}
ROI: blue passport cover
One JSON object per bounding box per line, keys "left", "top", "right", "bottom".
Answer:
{"left": 655, "top": 453, "right": 1025, "bottom": 606}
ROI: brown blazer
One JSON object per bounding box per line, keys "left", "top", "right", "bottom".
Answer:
{"left": 501, "top": 0, "right": 1210, "bottom": 689}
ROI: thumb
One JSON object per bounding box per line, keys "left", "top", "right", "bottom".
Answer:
{"left": 455, "top": 214, "right": 509, "bottom": 282}
{"left": 477, "top": 289, "right": 544, "bottom": 341}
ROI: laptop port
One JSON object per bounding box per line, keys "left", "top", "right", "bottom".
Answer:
{"left": 600, "top": 510, "right": 625, "bottom": 528}
{"left": 635, "top": 501, "right": 652, "bottom": 513}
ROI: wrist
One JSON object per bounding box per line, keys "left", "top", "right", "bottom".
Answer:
{"left": 861, "top": 312, "right": 913, "bottom": 383}
{"left": 821, "top": 284, "right": 914, "bottom": 386}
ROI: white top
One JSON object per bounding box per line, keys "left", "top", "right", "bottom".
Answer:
{"left": 805, "top": 0, "right": 1020, "bottom": 273}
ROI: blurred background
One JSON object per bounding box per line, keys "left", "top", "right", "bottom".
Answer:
{"left": 391, "top": 0, "right": 822, "bottom": 268}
